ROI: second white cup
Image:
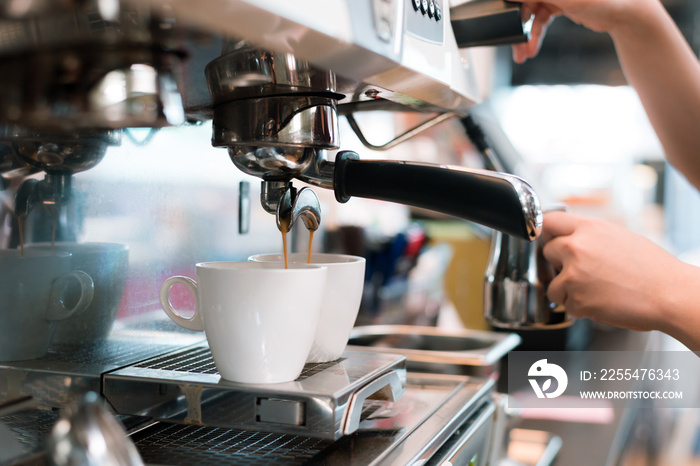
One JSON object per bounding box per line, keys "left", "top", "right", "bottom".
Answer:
{"left": 249, "top": 253, "right": 366, "bottom": 363}
{"left": 160, "top": 261, "right": 327, "bottom": 384}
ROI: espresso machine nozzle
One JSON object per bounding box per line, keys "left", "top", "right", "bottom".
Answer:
{"left": 4, "top": 128, "right": 122, "bottom": 246}
{"left": 277, "top": 184, "right": 321, "bottom": 233}
{"left": 260, "top": 180, "right": 321, "bottom": 233}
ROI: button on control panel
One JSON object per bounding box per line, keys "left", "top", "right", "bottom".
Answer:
{"left": 413, "top": 0, "right": 441, "bottom": 22}
{"left": 406, "top": 0, "right": 443, "bottom": 43}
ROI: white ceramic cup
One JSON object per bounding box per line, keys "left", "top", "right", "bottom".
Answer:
{"left": 24, "top": 242, "right": 129, "bottom": 345}
{"left": 159, "top": 261, "right": 327, "bottom": 384}
{"left": 249, "top": 253, "right": 366, "bottom": 363}
{"left": 0, "top": 249, "right": 95, "bottom": 361}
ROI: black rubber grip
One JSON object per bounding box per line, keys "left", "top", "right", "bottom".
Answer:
{"left": 334, "top": 156, "right": 534, "bottom": 240}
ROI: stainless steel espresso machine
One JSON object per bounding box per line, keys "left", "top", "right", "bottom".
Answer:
{"left": 0, "top": 1, "right": 553, "bottom": 464}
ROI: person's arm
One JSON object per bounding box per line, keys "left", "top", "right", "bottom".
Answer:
{"left": 609, "top": 2, "right": 700, "bottom": 190}
{"left": 512, "top": 0, "right": 700, "bottom": 190}
{"left": 542, "top": 211, "right": 700, "bottom": 350}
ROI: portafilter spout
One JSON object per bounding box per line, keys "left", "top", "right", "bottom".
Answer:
{"left": 261, "top": 180, "right": 321, "bottom": 233}
{"left": 277, "top": 184, "right": 321, "bottom": 233}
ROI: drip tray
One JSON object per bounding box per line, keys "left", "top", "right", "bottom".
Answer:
{"left": 104, "top": 343, "right": 407, "bottom": 440}
{"left": 128, "top": 373, "right": 496, "bottom": 466}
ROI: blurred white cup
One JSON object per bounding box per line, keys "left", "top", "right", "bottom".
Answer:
{"left": 0, "top": 249, "right": 94, "bottom": 361}
{"left": 24, "top": 242, "right": 128, "bottom": 345}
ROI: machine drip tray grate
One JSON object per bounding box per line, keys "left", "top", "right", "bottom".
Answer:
{"left": 132, "top": 346, "right": 345, "bottom": 380}
{"left": 1, "top": 409, "right": 59, "bottom": 456}
{"left": 133, "top": 346, "right": 218, "bottom": 374}
{"left": 131, "top": 422, "right": 333, "bottom": 465}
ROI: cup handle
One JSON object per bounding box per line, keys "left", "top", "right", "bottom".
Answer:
{"left": 45, "top": 270, "right": 95, "bottom": 321}
{"left": 159, "top": 276, "right": 204, "bottom": 332}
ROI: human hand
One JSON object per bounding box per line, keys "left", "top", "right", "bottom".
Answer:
{"left": 541, "top": 211, "right": 688, "bottom": 333}
{"left": 512, "top": 3, "right": 560, "bottom": 64}
{"left": 510, "top": 0, "right": 640, "bottom": 63}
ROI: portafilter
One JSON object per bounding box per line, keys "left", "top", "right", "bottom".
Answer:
{"left": 207, "top": 44, "right": 543, "bottom": 241}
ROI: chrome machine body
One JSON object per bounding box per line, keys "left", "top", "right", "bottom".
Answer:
{"left": 0, "top": 1, "right": 546, "bottom": 464}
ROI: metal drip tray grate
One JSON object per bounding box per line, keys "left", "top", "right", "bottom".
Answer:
{"left": 44, "top": 339, "right": 185, "bottom": 368}
{"left": 132, "top": 422, "right": 333, "bottom": 465}
{"left": 134, "top": 346, "right": 218, "bottom": 374}
{"left": 133, "top": 346, "right": 343, "bottom": 380}
{"left": 1, "top": 409, "right": 59, "bottom": 457}
{"left": 104, "top": 344, "right": 407, "bottom": 440}
{"left": 0, "top": 329, "right": 206, "bottom": 410}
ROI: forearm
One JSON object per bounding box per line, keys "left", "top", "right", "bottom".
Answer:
{"left": 610, "top": 1, "right": 700, "bottom": 189}
{"left": 654, "top": 260, "right": 700, "bottom": 351}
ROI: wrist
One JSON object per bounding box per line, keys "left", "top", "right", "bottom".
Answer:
{"left": 654, "top": 261, "right": 700, "bottom": 351}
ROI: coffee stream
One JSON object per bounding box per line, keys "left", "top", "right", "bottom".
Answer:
{"left": 280, "top": 220, "right": 289, "bottom": 269}
{"left": 280, "top": 220, "right": 314, "bottom": 269}
{"left": 17, "top": 215, "right": 25, "bottom": 257}
{"left": 16, "top": 210, "right": 58, "bottom": 257}
{"left": 307, "top": 230, "right": 314, "bottom": 265}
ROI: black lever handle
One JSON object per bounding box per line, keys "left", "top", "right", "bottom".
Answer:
{"left": 333, "top": 151, "right": 542, "bottom": 241}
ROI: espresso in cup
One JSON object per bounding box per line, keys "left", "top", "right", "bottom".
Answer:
{"left": 160, "top": 262, "right": 327, "bottom": 384}
{"left": 0, "top": 249, "right": 94, "bottom": 361}
{"left": 249, "top": 253, "right": 365, "bottom": 363}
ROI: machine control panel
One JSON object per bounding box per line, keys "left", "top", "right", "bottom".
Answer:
{"left": 407, "top": 0, "right": 444, "bottom": 44}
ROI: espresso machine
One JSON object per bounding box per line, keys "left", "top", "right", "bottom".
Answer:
{"left": 0, "top": 1, "right": 557, "bottom": 464}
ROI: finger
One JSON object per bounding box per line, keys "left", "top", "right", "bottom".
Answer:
{"left": 512, "top": 43, "right": 529, "bottom": 64}
{"left": 540, "top": 211, "right": 578, "bottom": 243}
{"left": 511, "top": 3, "right": 538, "bottom": 63}
{"left": 511, "top": 4, "right": 556, "bottom": 62}
{"left": 520, "top": 2, "right": 534, "bottom": 22}
{"left": 541, "top": 237, "right": 565, "bottom": 271}
{"left": 546, "top": 271, "right": 568, "bottom": 307}
{"left": 526, "top": 5, "right": 555, "bottom": 56}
